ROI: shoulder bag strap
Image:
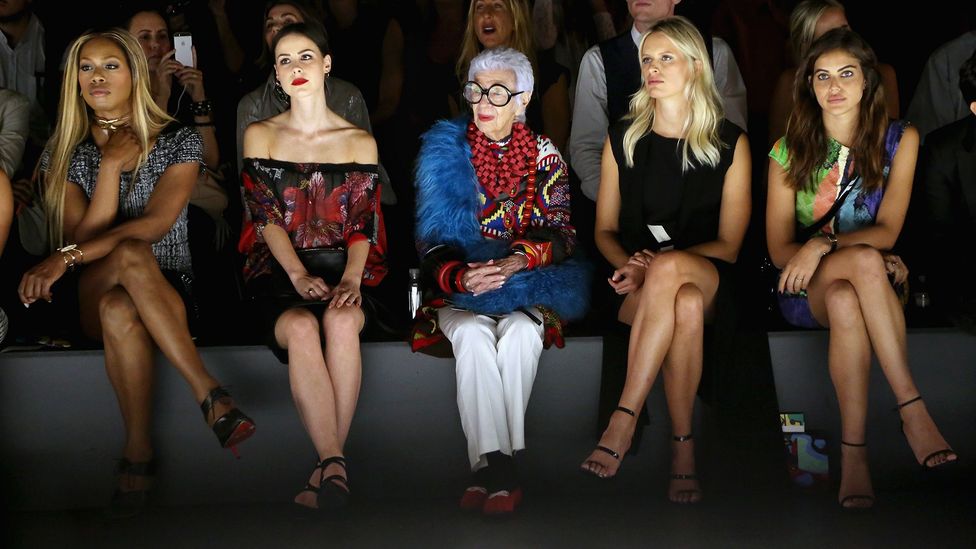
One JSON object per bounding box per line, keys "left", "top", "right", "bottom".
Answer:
{"left": 797, "top": 157, "right": 858, "bottom": 242}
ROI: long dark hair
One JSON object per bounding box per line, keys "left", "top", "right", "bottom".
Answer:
{"left": 785, "top": 28, "right": 888, "bottom": 192}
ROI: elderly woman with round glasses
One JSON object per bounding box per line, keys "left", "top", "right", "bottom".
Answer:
{"left": 412, "top": 47, "right": 589, "bottom": 516}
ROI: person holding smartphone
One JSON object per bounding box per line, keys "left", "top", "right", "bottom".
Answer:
{"left": 125, "top": 8, "right": 228, "bottom": 247}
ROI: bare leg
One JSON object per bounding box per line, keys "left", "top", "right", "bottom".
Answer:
{"left": 276, "top": 306, "right": 364, "bottom": 507}
{"left": 662, "top": 284, "right": 705, "bottom": 503}
{"left": 581, "top": 252, "right": 718, "bottom": 478}
{"left": 86, "top": 286, "right": 156, "bottom": 493}
{"left": 90, "top": 240, "right": 221, "bottom": 402}
{"left": 812, "top": 280, "right": 874, "bottom": 508}
{"left": 808, "top": 246, "right": 956, "bottom": 468}
{"left": 320, "top": 306, "right": 365, "bottom": 490}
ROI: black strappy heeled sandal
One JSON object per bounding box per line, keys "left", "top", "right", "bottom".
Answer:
{"left": 200, "top": 387, "right": 256, "bottom": 457}
{"left": 582, "top": 406, "right": 636, "bottom": 479}
{"left": 669, "top": 434, "right": 702, "bottom": 504}
{"left": 317, "top": 456, "right": 350, "bottom": 510}
{"left": 838, "top": 440, "right": 874, "bottom": 510}
{"left": 895, "top": 396, "right": 957, "bottom": 469}
{"left": 107, "top": 458, "right": 156, "bottom": 519}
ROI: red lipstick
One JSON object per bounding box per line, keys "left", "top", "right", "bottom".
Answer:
{"left": 291, "top": 78, "right": 308, "bottom": 86}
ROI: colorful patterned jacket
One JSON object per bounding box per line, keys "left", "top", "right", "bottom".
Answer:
{"left": 411, "top": 117, "right": 590, "bottom": 352}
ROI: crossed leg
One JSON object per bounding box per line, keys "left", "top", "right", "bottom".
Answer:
{"left": 581, "top": 251, "right": 718, "bottom": 488}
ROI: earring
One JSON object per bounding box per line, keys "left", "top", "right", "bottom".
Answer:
{"left": 273, "top": 78, "right": 291, "bottom": 106}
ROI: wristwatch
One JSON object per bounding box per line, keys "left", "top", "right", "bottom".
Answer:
{"left": 821, "top": 232, "right": 838, "bottom": 255}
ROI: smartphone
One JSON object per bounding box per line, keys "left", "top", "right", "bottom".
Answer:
{"left": 173, "top": 32, "right": 193, "bottom": 67}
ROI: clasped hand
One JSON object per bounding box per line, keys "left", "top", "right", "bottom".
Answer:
{"left": 462, "top": 255, "right": 528, "bottom": 296}
{"left": 291, "top": 273, "right": 362, "bottom": 309}
{"left": 608, "top": 249, "right": 654, "bottom": 295}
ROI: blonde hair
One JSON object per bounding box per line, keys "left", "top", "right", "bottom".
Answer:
{"left": 622, "top": 16, "right": 725, "bottom": 171}
{"left": 789, "top": 0, "right": 845, "bottom": 63}
{"left": 43, "top": 29, "right": 173, "bottom": 249}
{"left": 456, "top": 0, "right": 536, "bottom": 83}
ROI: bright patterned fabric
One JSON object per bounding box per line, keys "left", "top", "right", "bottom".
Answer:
{"left": 473, "top": 132, "right": 575, "bottom": 255}
{"left": 768, "top": 120, "right": 909, "bottom": 328}
{"left": 769, "top": 120, "right": 908, "bottom": 235}
{"left": 240, "top": 158, "right": 387, "bottom": 285}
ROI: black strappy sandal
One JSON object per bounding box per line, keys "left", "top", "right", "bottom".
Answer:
{"left": 295, "top": 460, "right": 324, "bottom": 509}
{"left": 838, "top": 440, "right": 875, "bottom": 510}
{"left": 200, "top": 387, "right": 256, "bottom": 458}
{"left": 317, "top": 456, "right": 350, "bottom": 510}
{"left": 107, "top": 458, "right": 156, "bottom": 519}
{"left": 669, "top": 434, "right": 702, "bottom": 504}
{"left": 895, "top": 396, "right": 957, "bottom": 469}
{"left": 582, "top": 406, "right": 636, "bottom": 479}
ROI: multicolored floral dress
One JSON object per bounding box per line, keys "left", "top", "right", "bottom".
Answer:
{"left": 769, "top": 120, "right": 909, "bottom": 327}
{"left": 240, "top": 158, "right": 387, "bottom": 360}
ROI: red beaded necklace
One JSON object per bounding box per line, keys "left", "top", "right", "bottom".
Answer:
{"left": 468, "top": 121, "right": 537, "bottom": 202}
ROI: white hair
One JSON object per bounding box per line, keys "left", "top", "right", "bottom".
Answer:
{"left": 467, "top": 48, "right": 534, "bottom": 120}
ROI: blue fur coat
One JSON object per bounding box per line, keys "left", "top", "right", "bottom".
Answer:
{"left": 414, "top": 117, "right": 590, "bottom": 320}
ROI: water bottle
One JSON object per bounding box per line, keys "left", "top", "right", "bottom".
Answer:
{"left": 408, "top": 268, "right": 422, "bottom": 320}
{"left": 913, "top": 275, "right": 930, "bottom": 309}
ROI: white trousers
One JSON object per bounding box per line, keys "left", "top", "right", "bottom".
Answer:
{"left": 438, "top": 307, "right": 544, "bottom": 470}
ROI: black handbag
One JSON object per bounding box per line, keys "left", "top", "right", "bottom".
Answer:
{"left": 269, "top": 247, "right": 348, "bottom": 298}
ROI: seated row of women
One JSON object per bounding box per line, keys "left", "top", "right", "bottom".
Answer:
{"left": 16, "top": 19, "right": 957, "bottom": 518}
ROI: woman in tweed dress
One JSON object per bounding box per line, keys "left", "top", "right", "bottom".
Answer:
{"left": 17, "top": 29, "right": 255, "bottom": 518}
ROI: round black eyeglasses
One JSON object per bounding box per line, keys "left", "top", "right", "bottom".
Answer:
{"left": 462, "top": 81, "right": 525, "bottom": 107}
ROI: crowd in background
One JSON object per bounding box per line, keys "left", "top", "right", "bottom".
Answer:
{"left": 0, "top": 0, "right": 974, "bottom": 345}
{"left": 2, "top": 0, "right": 974, "bottom": 517}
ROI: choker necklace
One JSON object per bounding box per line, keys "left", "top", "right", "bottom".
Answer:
{"left": 93, "top": 114, "right": 132, "bottom": 132}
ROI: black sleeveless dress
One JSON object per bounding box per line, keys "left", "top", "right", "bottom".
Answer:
{"left": 607, "top": 119, "right": 754, "bottom": 406}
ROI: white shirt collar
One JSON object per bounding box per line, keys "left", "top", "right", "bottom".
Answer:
{"left": 631, "top": 25, "right": 642, "bottom": 47}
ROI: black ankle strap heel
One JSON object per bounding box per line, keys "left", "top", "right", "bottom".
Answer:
{"left": 108, "top": 458, "right": 156, "bottom": 519}
{"left": 200, "top": 387, "right": 256, "bottom": 457}
{"left": 894, "top": 395, "right": 923, "bottom": 412}
{"left": 615, "top": 406, "right": 636, "bottom": 417}
{"left": 317, "top": 456, "right": 350, "bottom": 510}
{"left": 841, "top": 440, "right": 867, "bottom": 447}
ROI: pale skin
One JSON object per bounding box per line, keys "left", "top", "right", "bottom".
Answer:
{"left": 460, "top": 68, "right": 533, "bottom": 288}
{"left": 767, "top": 49, "right": 957, "bottom": 508}
{"left": 17, "top": 37, "right": 235, "bottom": 494}
{"left": 243, "top": 31, "right": 377, "bottom": 508}
{"left": 581, "top": 31, "right": 752, "bottom": 504}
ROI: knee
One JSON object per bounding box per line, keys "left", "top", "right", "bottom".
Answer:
{"left": 449, "top": 316, "right": 496, "bottom": 347}
{"left": 111, "top": 240, "right": 158, "bottom": 282}
{"left": 113, "top": 239, "right": 155, "bottom": 267}
{"left": 644, "top": 252, "right": 686, "bottom": 288}
{"left": 674, "top": 283, "right": 704, "bottom": 328}
{"left": 98, "top": 289, "right": 140, "bottom": 335}
{"left": 276, "top": 308, "right": 320, "bottom": 346}
{"left": 847, "top": 245, "right": 886, "bottom": 280}
{"left": 322, "top": 306, "right": 363, "bottom": 336}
